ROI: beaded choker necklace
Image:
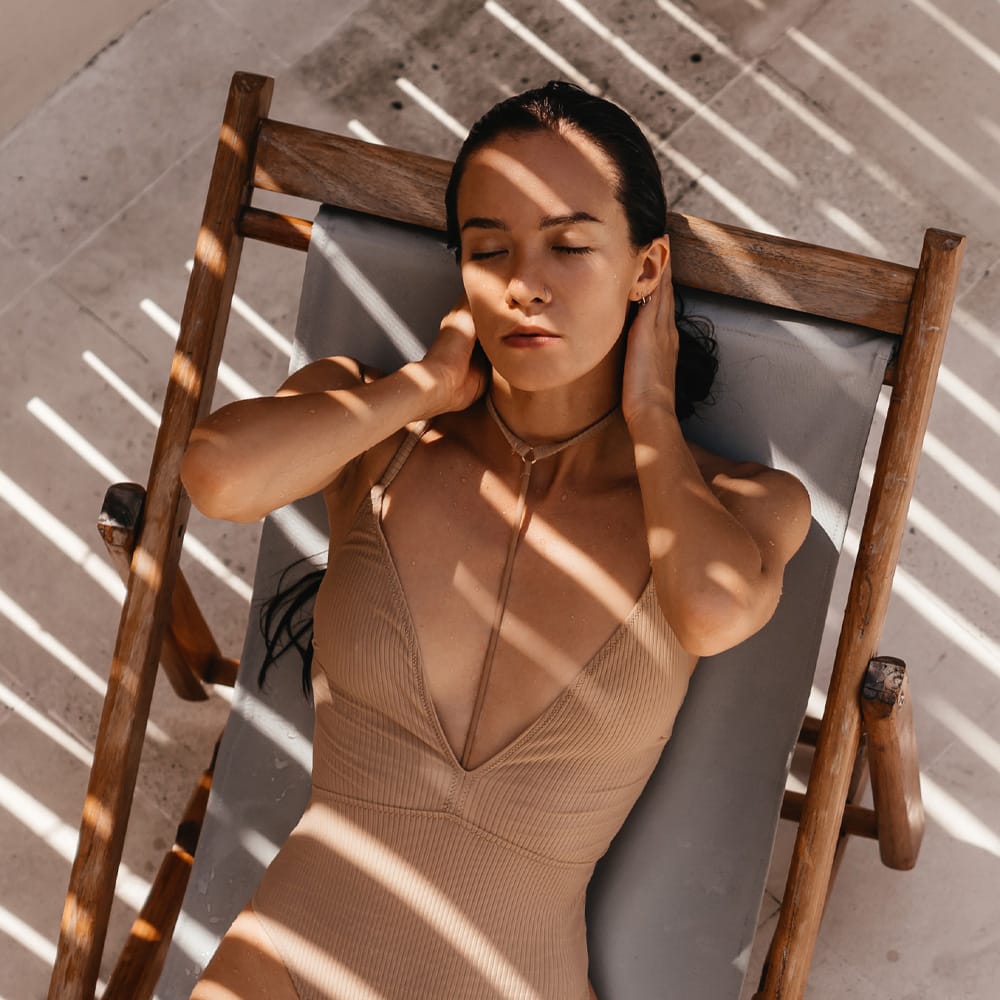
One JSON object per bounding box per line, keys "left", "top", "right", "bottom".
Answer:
{"left": 484, "top": 394, "right": 619, "bottom": 465}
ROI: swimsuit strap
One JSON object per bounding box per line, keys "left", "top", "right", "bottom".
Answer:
{"left": 371, "top": 420, "right": 430, "bottom": 515}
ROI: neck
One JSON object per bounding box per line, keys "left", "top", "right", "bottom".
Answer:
{"left": 486, "top": 393, "right": 619, "bottom": 465}
{"left": 488, "top": 340, "right": 624, "bottom": 444}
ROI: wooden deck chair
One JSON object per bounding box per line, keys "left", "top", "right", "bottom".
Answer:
{"left": 48, "top": 71, "right": 964, "bottom": 1000}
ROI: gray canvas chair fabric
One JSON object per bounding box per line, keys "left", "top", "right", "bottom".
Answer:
{"left": 157, "top": 206, "right": 892, "bottom": 999}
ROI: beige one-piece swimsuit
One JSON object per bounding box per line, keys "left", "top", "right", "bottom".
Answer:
{"left": 250, "top": 410, "right": 692, "bottom": 1000}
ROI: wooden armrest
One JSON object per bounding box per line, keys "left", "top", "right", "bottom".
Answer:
{"left": 98, "top": 484, "right": 237, "bottom": 698}
{"left": 861, "top": 656, "right": 925, "bottom": 870}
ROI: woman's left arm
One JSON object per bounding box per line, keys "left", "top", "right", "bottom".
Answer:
{"left": 623, "top": 258, "right": 811, "bottom": 657}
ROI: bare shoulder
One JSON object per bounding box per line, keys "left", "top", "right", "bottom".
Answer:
{"left": 276, "top": 356, "right": 384, "bottom": 396}
{"left": 687, "top": 441, "right": 808, "bottom": 499}
{"left": 687, "top": 441, "right": 811, "bottom": 559}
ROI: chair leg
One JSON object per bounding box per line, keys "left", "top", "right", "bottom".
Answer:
{"left": 101, "top": 740, "right": 220, "bottom": 1000}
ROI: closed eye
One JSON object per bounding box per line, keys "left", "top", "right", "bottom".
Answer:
{"left": 469, "top": 249, "right": 506, "bottom": 261}
{"left": 554, "top": 246, "right": 592, "bottom": 255}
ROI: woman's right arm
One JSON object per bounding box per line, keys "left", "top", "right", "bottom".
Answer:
{"left": 181, "top": 298, "right": 484, "bottom": 522}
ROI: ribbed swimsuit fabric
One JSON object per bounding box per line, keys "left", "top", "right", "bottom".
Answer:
{"left": 250, "top": 419, "right": 692, "bottom": 1000}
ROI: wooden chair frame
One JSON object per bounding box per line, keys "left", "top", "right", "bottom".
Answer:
{"left": 48, "top": 71, "right": 964, "bottom": 1000}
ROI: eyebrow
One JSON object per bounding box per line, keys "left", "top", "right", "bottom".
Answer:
{"left": 460, "top": 211, "right": 603, "bottom": 233}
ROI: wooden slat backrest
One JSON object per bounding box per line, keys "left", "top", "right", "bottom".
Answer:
{"left": 254, "top": 122, "right": 452, "bottom": 231}
{"left": 252, "top": 118, "right": 917, "bottom": 335}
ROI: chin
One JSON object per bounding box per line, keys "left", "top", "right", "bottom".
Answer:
{"left": 487, "top": 357, "right": 574, "bottom": 394}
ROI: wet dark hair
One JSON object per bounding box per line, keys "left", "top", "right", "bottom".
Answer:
{"left": 260, "top": 81, "right": 718, "bottom": 695}
{"left": 258, "top": 556, "right": 322, "bottom": 697}
{"left": 444, "top": 80, "right": 717, "bottom": 420}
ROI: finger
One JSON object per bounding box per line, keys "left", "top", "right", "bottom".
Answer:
{"left": 658, "top": 268, "right": 675, "bottom": 325}
{"left": 651, "top": 271, "right": 670, "bottom": 328}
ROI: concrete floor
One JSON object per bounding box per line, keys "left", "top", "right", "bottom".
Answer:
{"left": 1, "top": 0, "right": 998, "bottom": 997}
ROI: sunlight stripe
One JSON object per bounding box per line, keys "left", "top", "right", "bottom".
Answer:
{"left": 270, "top": 504, "right": 329, "bottom": 561}
{"left": 918, "top": 432, "right": 1000, "bottom": 518}
{"left": 0, "top": 589, "right": 107, "bottom": 696}
{"left": 315, "top": 804, "right": 542, "bottom": 998}
{"left": 859, "top": 461, "right": 1000, "bottom": 598}
{"left": 0, "top": 470, "right": 124, "bottom": 600}
{"left": 485, "top": 1, "right": 600, "bottom": 93}
{"left": 910, "top": 0, "right": 1000, "bottom": 75}
{"left": 139, "top": 298, "right": 262, "bottom": 399}
{"left": 788, "top": 28, "right": 1000, "bottom": 206}
{"left": 0, "top": 588, "right": 171, "bottom": 743}
{"left": 655, "top": 141, "right": 780, "bottom": 232}
{"left": 921, "top": 772, "right": 1000, "bottom": 857}
{"left": 654, "top": 0, "right": 743, "bottom": 60}
{"left": 875, "top": 395, "right": 1000, "bottom": 517}
{"left": 395, "top": 78, "right": 468, "bottom": 140}
{"left": 952, "top": 304, "right": 1000, "bottom": 361}
{"left": 812, "top": 198, "right": 888, "bottom": 255}
{"left": 844, "top": 527, "right": 1000, "bottom": 678}
{"left": 0, "top": 904, "right": 57, "bottom": 968}
{"left": 979, "top": 114, "right": 1000, "bottom": 148}
{"left": 935, "top": 365, "right": 1000, "bottom": 435}
{"left": 925, "top": 697, "right": 1000, "bottom": 774}
{"left": 27, "top": 398, "right": 123, "bottom": 484}
{"left": 184, "top": 260, "right": 293, "bottom": 358}
{"left": 24, "top": 398, "right": 254, "bottom": 601}
{"left": 655, "top": 0, "right": 915, "bottom": 203}
{"left": 0, "top": 678, "right": 93, "bottom": 766}
{"left": 316, "top": 234, "right": 427, "bottom": 360}
{"left": 0, "top": 772, "right": 151, "bottom": 910}
{"left": 556, "top": 0, "right": 799, "bottom": 186}
{"left": 182, "top": 533, "right": 254, "bottom": 602}
{"left": 82, "top": 350, "right": 161, "bottom": 427}
{"left": 347, "top": 119, "right": 385, "bottom": 145}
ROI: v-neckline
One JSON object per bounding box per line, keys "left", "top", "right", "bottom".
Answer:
{"left": 368, "top": 488, "right": 655, "bottom": 777}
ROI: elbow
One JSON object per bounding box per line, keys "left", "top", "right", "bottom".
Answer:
{"left": 181, "top": 439, "right": 263, "bottom": 523}
{"left": 664, "top": 580, "right": 780, "bottom": 657}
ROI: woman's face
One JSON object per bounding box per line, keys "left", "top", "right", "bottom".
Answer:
{"left": 456, "top": 127, "right": 650, "bottom": 394}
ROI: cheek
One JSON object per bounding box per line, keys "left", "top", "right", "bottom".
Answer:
{"left": 461, "top": 267, "right": 506, "bottom": 316}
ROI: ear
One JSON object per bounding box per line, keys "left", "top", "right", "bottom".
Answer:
{"left": 629, "top": 235, "right": 670, "bottom": 302}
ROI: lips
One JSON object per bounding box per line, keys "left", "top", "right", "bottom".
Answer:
{"left": 502, "top": 326, "right": 560, "bottom": 347}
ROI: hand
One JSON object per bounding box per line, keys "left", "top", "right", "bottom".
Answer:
{"left": 622, "top": 260, "right": 679, "bottom": 428}
{"left": 418, "top": 293, "right": 489, "bottom": 415}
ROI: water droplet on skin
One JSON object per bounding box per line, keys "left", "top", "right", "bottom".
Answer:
{"left": 561, "top": 492, "right": 568, "bottom": 502}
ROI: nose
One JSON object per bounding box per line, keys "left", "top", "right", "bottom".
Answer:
{"left": 504, "top": 258, "right": 550, "bottom": 309}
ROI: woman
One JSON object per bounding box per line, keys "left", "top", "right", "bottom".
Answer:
{"left": 183, "top": 81, "right": 810, "bottom": 1000}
